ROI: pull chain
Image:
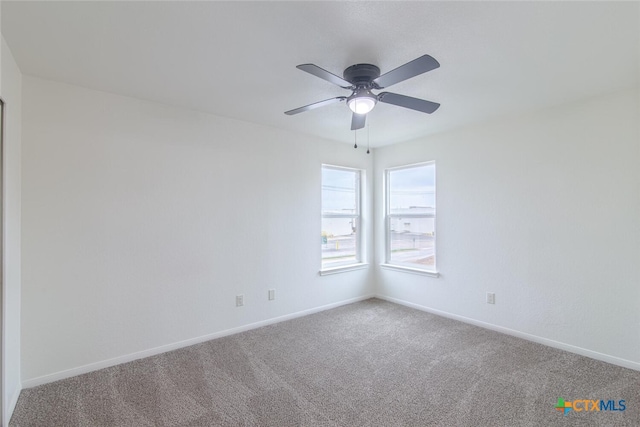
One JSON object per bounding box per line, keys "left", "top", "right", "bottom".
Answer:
{"left": 366, "top": 119, "right": 370, "bottom": 154}
{"left": 354, "top": 98, "right": 358, "bottom": 149}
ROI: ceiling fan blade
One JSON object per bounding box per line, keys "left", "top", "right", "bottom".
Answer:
{"left": 373, "top": 55, "right": 440, "bottom": 89}
{"left": 378, "top": 92, "right": 440, "bottom": 114}
{"left": 351, "top": 113, "right": 366, "bottom": 130}
{"left": 297, "top": 64, "right": 354, "bottom": 89}
{"left": 285, "top": 97, "right": 347, "bottom": 115}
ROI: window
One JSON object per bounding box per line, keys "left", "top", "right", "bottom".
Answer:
{"left": 321, "top": 165, "right": 362, "bottom": 271}
{"left": 385, "top": 162, "right": 437, "bottom": 273}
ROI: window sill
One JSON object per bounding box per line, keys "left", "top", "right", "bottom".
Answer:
{"left": 319, "top": 263, "right": 369, "bottom": 276}
{"left": 380, "top": 264, "right": 440, "bottom": 277}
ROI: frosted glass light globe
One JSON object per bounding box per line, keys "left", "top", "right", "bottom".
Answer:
{"left": 347, "top": 88, "right": 377, "bottom": 115}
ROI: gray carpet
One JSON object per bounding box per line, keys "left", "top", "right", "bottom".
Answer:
{"left": 10, "top": 299, "right": 640, "bottom": 426}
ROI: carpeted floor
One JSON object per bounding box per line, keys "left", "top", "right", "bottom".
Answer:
{"left": 10, "top": 299, "right": 640, "bottom": 426}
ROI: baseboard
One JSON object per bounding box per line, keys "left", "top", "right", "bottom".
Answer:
{"left": 22, "top": 294, "right": 376, "bottom": 389}
{"left": 5, "top": 381, "right": 22, "bottom": 427}
{"left": 24, "top": 293, "right": 635, "bottom": 389}
{"left": 375, "top": 294, "right": 640, "bottom": 372}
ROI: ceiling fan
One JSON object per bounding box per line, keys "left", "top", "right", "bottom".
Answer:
{"left": 285, "top": 54, "right": 440, "bottom": 130}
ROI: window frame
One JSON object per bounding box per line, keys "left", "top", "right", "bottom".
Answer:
{"left": 320, "top": 164, "right": 366, "bottom": 274}
{"left": 383, "top": 161, "right": 439, "bottom": 277}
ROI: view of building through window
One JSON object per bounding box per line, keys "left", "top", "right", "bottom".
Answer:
{"left": 321, "top": 166, "right": 361, "bottom": 269}
{"left": 386, "top": 162, "right": 436, "bottom": 270}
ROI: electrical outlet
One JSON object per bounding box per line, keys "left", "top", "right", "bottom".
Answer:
{"left": 268, "top": 289, "right": 275, "bottom": 301}
{"left": 486, "top": 292, "right": 495, "bottom": 304}
{"left": 236, "top": 295, "right": 244, "bottom": 307}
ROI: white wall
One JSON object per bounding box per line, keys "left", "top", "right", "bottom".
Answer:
{"left": 374, "top": 88, "right": 640, "bottom": 367}
{"left": 17, "top": 75, "right": 640, "bottom": 392}
{"left": 20, "top": 76, "right": 374, "bottom": 384}
{"left": 1, "top": 37, "right": 22, "bottom": 426}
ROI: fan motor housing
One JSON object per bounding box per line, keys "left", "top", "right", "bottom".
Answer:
{"left": 343, "top": 64, "right": 381, "bottom": 86}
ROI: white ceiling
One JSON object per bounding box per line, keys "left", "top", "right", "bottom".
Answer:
{"left": 2, "top": 1, "right": 639, "bottom": 147}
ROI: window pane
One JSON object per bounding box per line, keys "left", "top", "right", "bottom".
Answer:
{"left": 322, "top": 168, "right": 358, "bottom": 215}
{"left": 389, "top": 217, "right": 435, "bottom": 267}
{"left": 389, "top": 164, "right": 435, "bottom": 215}
{"left": 322, "top": 217, "right": 357, "bottom": 267}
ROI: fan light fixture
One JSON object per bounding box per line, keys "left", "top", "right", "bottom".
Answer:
{"left": 347, "top": 90, "right": 377, "bottom": 115}
{"left": 284, "top": 55, "right": 441, "bottom": 132}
